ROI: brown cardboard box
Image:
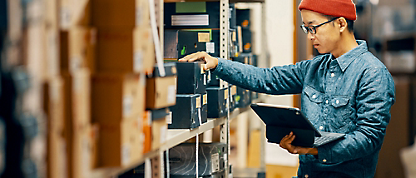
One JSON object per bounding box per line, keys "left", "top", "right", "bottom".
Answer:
{"left": 97, "top": 119, "right": 142, "bottom": 167}
{"left": 146, "top": 76, "right": 177, "bottom": 109}
{"left": 45, "top": 0, "right": 59, "bottom": 28}
{"left": 151, "top": 117, "right": 168, "bottom": 150}
{"left": 72, "top": 69, "right": 91, "bottom": 130}
{"left": 45, "top": 28, "right": 60, "bottom": 78}
{"left": 70, "top": 124, "right": 97, "bottom": 178}
{"left": 60, "top": 0, "right": 90, "bottom": 30}
{"left": 91, "top": 73, "right": 145, "bottom": 124}
{"left": 47, "top": 130, "right": 68, "bottom": 178}
{"left": 134, "top": 27, "right": 155, "bottom": 73}
{"left": 95, "top": 27, "right": 154, "bottom": 73}
{"left": 91, "top": 0, "right": 149, "bottom": 28}
{"left": 44, "top": 77, "right": 65, "bottom": 133}
{"left": 61, "top": 70, "right": 91, "bottom": 132}
{"left": 69, "top": 27, "right": 96, "bottom": 73}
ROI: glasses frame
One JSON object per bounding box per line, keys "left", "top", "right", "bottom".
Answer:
{"left": 300, "top": 17, "right": 339, "bottom": 35}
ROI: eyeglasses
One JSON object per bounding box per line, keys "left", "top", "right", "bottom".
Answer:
{"left": 300, "top": 17, "right": 339, "bottom": 35}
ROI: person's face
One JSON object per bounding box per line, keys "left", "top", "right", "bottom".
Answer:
{"left": 300, "top": 10, "right": 340, "bottom": 54}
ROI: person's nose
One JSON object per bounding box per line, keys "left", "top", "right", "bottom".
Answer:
{"left": 307, "top": 32, "right": 315, "bottom": 41}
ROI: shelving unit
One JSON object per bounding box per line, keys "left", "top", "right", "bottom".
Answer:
{"left": 90, "top": 100, "right": 262, "bottom": 177}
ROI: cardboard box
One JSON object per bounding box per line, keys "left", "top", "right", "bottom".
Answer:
{"left": 61, "top": 70, "right": 91, "bottom": 132}
{"left": 91, "top": 0, "right": 149, "bottom": 28}
{"left": 70, "top": 125, "right": 98, "bottom": 178}
{"left": 91, "top": 73, "right": 145, "bottom": 124}
{"left": 97, "top": 119, "right": 142, "bottom": 167}
{"left": 151, "top": 117, "right": 168, "bottom": 150}
{"left": 69, "top": 27, "right": 96, "bottom": 73}
{"left": 45, "top": 28, "right": 60, "bottom": 78}
{"left": 146, "top": 76, "right": 177, "bottom": 109}
{"left": 44, "top": 77, "right": 65, "bottom": 133}
{"left": 47, "top": 130, "right": 68, "bottom": 178}
{"left": 146, "top": 63, "right": 177, "bottom": 109}
{"left": 95, "top": 27, "right": 154, "bottom": 73}
{"left": 60, "top": 0, "right": 90, "bottom": 30}
{"left": 45, "top": 0, "right": 59, "bottom": 29}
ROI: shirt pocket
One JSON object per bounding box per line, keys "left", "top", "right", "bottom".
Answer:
{"left": 304, "top": 86, "right": 323, "bottom": 104}
{"left": 330, "top": 96, "right": 354, "bottom": 131}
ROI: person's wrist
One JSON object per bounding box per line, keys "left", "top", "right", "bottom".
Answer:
{"left": 308, "top": 148, "right": 318, "bottom": 155}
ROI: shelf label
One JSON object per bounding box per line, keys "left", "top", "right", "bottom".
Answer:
{"left": 206, "top": 42, "right": 215, "bottom": 54}
{"left": 167, "top": 85, "right": 176, "bottom": 104}
{"left": 123, "top": 96, "right": 133, "bottom": 117}
{"left": 203, "top": 94, "right": 207, "bottom": 105}
{"left": 121, "top": 145, "right": 130, "bottom": 166}
{"left": 196, "top": 96, "right": 201, "bottom": 108}
{"left": 211, "top": 153, "right": 220, "bottom": 173}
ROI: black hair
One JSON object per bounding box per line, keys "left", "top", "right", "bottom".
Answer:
{"left": 323, "top": 15, "right": 354, "bottom": 33}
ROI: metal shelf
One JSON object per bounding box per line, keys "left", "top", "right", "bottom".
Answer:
{"left": 90, "top": 107, "right": 249, "bottom": 178}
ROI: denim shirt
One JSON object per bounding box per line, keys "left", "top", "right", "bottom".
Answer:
{"left": 213, "top": 40, "right": 395, "bottom": 178}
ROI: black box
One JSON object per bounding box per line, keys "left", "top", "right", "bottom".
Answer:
{"left": 206, "top": 87, "right": 228, "bottom": 118}
{"left": 201, "top": 92, "right": 208, "bottom": 124}
{"left": 169, "top": 143, "right": 227, "bottom": 177}
{"left": 164, "top": 2, "right": 220, "bottom": 29}
{"left": 236, "top": 9, "right": 251, "bottom": 29}
{"left": 177, "top": 30, "right": 220, "bottom": 59}
{"left": 169, "top": 94, "right": 202, "bottom": 129}
{"left": 230, "top": 4, "right": 237, "bottom": 30}
{"left": 178, "top": 31, "right": 208, "bottom": 58}
{"left": 164, "top": 29, "right": 179, "bottom": 59}
{"left": 236, "top": 87, "right": 251, "bottom": 108}
{"left": 176, "top": 62, "right": 207, "bottom": 94}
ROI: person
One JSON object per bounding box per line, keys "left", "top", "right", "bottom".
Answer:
{"left": 179, "top": 0, "right": 395, "bottom": 177}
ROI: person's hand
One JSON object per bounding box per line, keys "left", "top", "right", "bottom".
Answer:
{"left": 178, "top": 51, "right": 218, "bottom": 71}
{"left": 279, "top": 132, "right": 318, "bottom": 155}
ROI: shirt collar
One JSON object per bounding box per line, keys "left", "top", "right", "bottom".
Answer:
{"left": 333, "top": 40, "right": 368, "bottom": 72}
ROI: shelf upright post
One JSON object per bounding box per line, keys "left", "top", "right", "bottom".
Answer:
{"left": 150, "top": 151, "right": 165, "bottom": 178}
{"left": 260, "top": 3, "right": 267, "bottom": 172}
{"left": 220, "top": 0, "right": 230, "bottom": 177}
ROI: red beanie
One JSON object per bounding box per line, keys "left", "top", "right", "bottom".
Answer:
{"left": 298, "top": 0, "right": 357, "bottom": 21}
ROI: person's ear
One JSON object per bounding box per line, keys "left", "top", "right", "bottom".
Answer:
{"left": 338, "top": 17, "right": 347, "bottom": 33}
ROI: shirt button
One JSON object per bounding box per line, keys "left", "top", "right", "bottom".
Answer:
{"left": 319, "top": 126, "right": 324, "bottom": 130}
{"left": 323, "top": 159, "right": 327, "bottom": 163}
{"left": 325, "top": 100, "right": 329, "bottom": 104}
{"left": 331, "top": 73, "right": 335, "bottom": 77}
{"left": 312, "top": 95, "right": 317, "bottom": 99}
{"left": 305, "top": 174, "right": 309, "bottom": 178}
{"left": 336, "top": 100, "right": 339, "bottom": 104}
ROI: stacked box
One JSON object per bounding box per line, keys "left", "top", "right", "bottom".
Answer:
{"left": 169, "top": 94, "right": 203, "bottom": 129}
{"left": 146, "top": 63, "right": 177, "bottom": 109}
{"left": 206, "top": 87, "right": 228, "bottom": 118}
